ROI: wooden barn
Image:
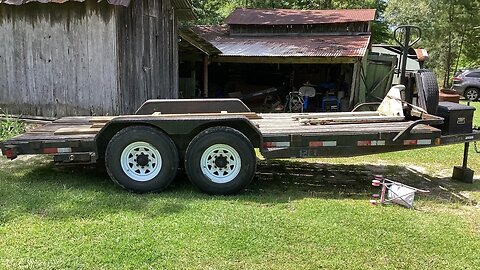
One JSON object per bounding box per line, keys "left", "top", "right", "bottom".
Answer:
{"left": 0, "top": 0, "right": 194, "bottom": 117}
{"left": 180, "top": 8, "right": 396, "bottom": 112}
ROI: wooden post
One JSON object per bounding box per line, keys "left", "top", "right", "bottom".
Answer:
{"left": 203, "top": 55, "right": 209, "bottom": 97}
{"left": 349, "top": 60, "right": 360, "bottom": 109}
{"left": 358, "top": 54, "right": 368, "bottom": 104}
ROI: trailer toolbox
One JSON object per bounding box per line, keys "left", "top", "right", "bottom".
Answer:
{"left": 436, "top": 102, "right": 476, "bottom": 135}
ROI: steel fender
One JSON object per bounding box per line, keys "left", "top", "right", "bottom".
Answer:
{"left": 94, "top": 116, "right": 262, "bottom": 158}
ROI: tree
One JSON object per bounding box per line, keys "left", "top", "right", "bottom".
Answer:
{"left": 386, "top": 0, "right": 480, "bottom": 87}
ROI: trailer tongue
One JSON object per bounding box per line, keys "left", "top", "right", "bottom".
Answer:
{"left": 1, "top": 85, "right": 479, "bottom": 194}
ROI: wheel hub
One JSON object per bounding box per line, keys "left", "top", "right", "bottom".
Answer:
{"left": 214, "top": 155, "right": 228, "bottom": 168}
{"left": 136, "top": 153, "right": 149, "bottom": 167}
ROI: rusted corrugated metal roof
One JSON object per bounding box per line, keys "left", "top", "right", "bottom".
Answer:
{"left": 0, "top": 0, "right": 196, "bottom": 19}
{"left": 225, "top": 8, "right": 376, "bottom": 25}
{"left": 192, "top": 26, "right": 370, "bottom": 58}
{"left": 179, "top": 28, "right": 221, "bottom": 55}
{"left": 0, "top": 0, "right": 130, "bottom": 6}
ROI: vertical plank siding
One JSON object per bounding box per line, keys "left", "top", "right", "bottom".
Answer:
{"left": 0, "top": 0, "right": 179, "bottom": 117}
{"left": 116, "top": 0, "right": 179, "bottom": 114}
{"left": 0, "top": 1, "right": 118, "bottom": 117}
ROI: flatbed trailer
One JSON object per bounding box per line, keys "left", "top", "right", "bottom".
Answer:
{"left": 2, "top": 87, "right": 480, "bottom": 194}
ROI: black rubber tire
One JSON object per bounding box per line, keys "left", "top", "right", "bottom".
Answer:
{"left": 105, "top": 126, "right": 179, "bottom": 193}
{"left": 185, "top": 126, "right": 256, "bottom": 195}
{"left": 464, "top": 88, "right": 480, "bottom": 101}
{"left": 415, "top": 70, "right": 439, "bottom": 114}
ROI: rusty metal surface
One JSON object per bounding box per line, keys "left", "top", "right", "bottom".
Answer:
{"left": 179, "top": 28, "right": 221, "bottom": 55}
{"left": 192, "top": 26, "right": 370, "bottom": 57}
{"left": 0, "top": 0, "right": 131, "bottom": 5}
{"left": 0, "top": 0, "right": 195, "bottom": 19}
{"left": 414, "top": 48, "right": 429, "bottom": 62}
{"left": 225, "top": 8, "right": 376, "bottom": 25}
{"left": 0, "top": 0, "right": 195, "bottom": 13}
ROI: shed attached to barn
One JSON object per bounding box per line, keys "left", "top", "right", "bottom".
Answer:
{"left": 0, "top": 0, "right": 194, "bottom": 117}
{"left": 181, "top": 8, "right": 378, "bottom": 112}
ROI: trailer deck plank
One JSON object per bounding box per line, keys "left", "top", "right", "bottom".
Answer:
{"left": 4, "top": 133, "right": 96, "bottom": 142}
{"left": 28, "top": 124, "right": 92, "bottom": 133}
{"left": 54, "top": 127, "right": 102, "bottom": 135}
{"left": 251, "top": 114, "right": 438, "bottom": 137}
{"left": 53, "top": 116, "right": 112, "bottom": 124}
{"left": 298, "top": 116, "right": 405, "bottom": 125}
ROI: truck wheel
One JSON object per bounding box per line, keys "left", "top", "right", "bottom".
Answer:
{"left": 105, "top": 126, "right": 178, "bottom": 193}
{"left": 185, "top": 126, "right": 256, "bottom": 195}
{"left": 465, "top": 88, "right": 479, "bottom": 101}
{"left": 416, "top": 70, "right": 439, "bottom": 114}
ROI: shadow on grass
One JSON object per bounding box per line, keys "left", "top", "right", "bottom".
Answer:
{"left": 0, "top": 157, "right": 478, "bottom": 224}
{"left": 253, "top": 160, "right": 478, "bottom": 204}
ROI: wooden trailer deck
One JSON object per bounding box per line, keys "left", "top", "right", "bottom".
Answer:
{"left": 253, "top": 113, "right": 439, "bottom": 137}
{"left": 7, "top": 112, "right": 440, "bottom": 146}
{"left": 7, "top": 116, "right": 103, "bottom": 143}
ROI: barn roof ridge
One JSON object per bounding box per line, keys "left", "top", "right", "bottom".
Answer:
{"left": 225, "top": 8, "right": 376, "bottom": 25}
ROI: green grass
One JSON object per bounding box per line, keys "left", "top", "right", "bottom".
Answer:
{"left": 1, "top": 103, "right": 480, "bottom": 269}
{"left": 0, "top": 157, "right": 479, "bottom": 269}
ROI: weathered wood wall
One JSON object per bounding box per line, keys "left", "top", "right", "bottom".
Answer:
{"left": 0, "top": 0, "right": 180, "bottom": 116}
{"left": 116, "top": 0, "right": 179, "bottom": 114}
{"left": 0, "top": 1, "right": 119, "bottom": 117}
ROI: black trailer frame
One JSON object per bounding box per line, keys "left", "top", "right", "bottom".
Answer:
{"left": 1, "top": 98, "right": 479, "bottom": 194}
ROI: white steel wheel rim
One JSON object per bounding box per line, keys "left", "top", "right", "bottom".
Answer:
{"left": 200, "top": 144, "right": 241, "bottom": 184}
{"left": 120, "top": 142, "right": 162, "bottom": 182}
{"left": 466, "top": 89, "right": 478, "bottom": 100}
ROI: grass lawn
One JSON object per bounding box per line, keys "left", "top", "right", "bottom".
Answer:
{"left": 1, "top": 102, "right": 479, "bottom": 269}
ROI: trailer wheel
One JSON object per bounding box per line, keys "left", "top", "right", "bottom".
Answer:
{"left": 105, "top": 126, "right": 178, "bottom": 193}
{"left": 185, "top": 126, "right": 256, "bottom": 195}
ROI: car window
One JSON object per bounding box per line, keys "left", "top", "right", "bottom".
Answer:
{"left": 466, "top": 72, "right": 480, "bottom": 78}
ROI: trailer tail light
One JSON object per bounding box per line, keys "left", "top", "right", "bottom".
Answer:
{"left": 5, "top": 148, "right": 13, "bottom": 158}
{"left": 4, "top": 147, "right": 17, "bottom": 159}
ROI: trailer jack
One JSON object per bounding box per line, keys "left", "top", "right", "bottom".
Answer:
{"left": 452, "top": 142, "right": 475, "bottom": 183}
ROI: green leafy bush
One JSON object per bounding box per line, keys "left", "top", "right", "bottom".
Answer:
{"left": 0, "top": 111, "right": 25, "bottom": 141}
